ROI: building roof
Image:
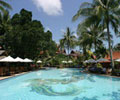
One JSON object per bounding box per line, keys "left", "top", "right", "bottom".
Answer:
{"left": 105, "top": 51, "right": 120, "bottom": 60}
{"left": 56, "top": 49, "right": 66, "bottom": 54}
{"left": 0, "top": 56, "right": 6, "bottom": 60}
{"left": 69, "top": 50, "right": 80, "bottom": 57}
{"left": 0, "top": 50, "right": 5, "bottom": 55}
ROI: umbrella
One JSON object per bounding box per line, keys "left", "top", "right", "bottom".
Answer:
{"left": 85, "top": 59, "right": 97, "bottom": 63}
{"left": 62, "top": 61, "right": 67, "bottom": 64}
{"left": 115, "top": 59, "right": 120, "bottom": 62}
{"left": 84, "top": 60, "right": 88, "bottom": 63}
{"left": 37, "top": 60, "right": 42, "bottom": 63}
{"left": 23, "top": 58, "right": 32, "bottom": 63}
{"left": 97, "top": 58, "right": 108, "bottom": 62}
{"left": 0, "top": 56, "right": 15, "bottom": 62}
{"left": 68, "top": 60, "right": 73, "bottom": 63}
{"left": 14, "top": 57, "right": 24, "bottom": 62}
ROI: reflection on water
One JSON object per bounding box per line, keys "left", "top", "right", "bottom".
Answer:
{"left": 73, "top": 96, "right": 98, "bottom": 100}
{"left": 24, "top": 68, "right": 120, "bottom": 97}
{"left": 103, "top": 91, "right": 120, "bottom": 100}
{"left": 31, "top": 84, "right": 83, "bottom": 96}
{"left": 61, "top": 69, "right": 96, "bottom": 83}
{"left": 36, "top": 72, "right": 42, "bottom": 76}
{"left": 26, "top": 77, "right": 91, "bottom": 96}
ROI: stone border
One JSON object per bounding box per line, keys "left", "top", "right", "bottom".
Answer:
{"left": 0, "top": 67, "right": 47, "bottom": 81}
{"left": 0, "top": 72, "right": 28, "bottom": 81}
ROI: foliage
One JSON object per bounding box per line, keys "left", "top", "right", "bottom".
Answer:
{"left": 60, "top": 27, "right": 76, "bottom": 55}
{"left": 0, "top": 10, "right": 11, "bottom": 36}
{"left": 73, "top": 0, "right": 120, "bottom": 68}
{"left": 77, "top": 28, "right": 92, "bottom": 59}
{"left": 97, "top": 63, "right": 103, "bottom": 69}
{"left": 114, "top": 61, "right": 120, "bottom": 68}
{"left": 0, "top": 0, "right": 12, "bottom": 14}
{"left": 72, "top": 55, "right": 84, "bottom": 67}
{"left": 95, "top": 46, "right": 108, "bottom": 58}
{"left": 113, "top": 43, "right": 120, "bottom": 51}
{"left": 1, "top": 9, "right": 56, "bottom": 60}
{"left": 43, "top": 54, "right": 68, "bottom": 67}
{"left": 86, "top": 50, "right": 95, "bottom": 60}
{"left": 77, "top": 19, "right": 112, "bottom": 55}
{"left": 59, "top": 39, "right": 65, "bottom": 51}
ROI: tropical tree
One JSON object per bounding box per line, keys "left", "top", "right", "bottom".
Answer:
{"left": 0, "top": 0, "right": 12, "bottom": 13}
{"left": 95, "top": 46, "right": 108, "bottom": 58}
{"left": 77, "top": 30, "right": 92, "bottom": 59}
{"left": 73, "top": 0, "right": 120, "bottom": 68}
{"left": 113, "top": 43, "right": 120, "bottom": 51}
{"left": 0, "top": 10, "right": 11, "bottom": 49}
{"left": 77, "top": 20, "right": 112, "bottom": 54}
{"left": 0, "top": 10, "right": 11, "bottom": 35}
{"left": 60, "top": 27, "right": 76, "bottom": 59}
{"left": 59, "top": 39, "right": 65, "bottom": 52}
{"left": 3, "top": 9, "right": 57, "bottom": 59}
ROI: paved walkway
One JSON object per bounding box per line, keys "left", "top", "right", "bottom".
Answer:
{"left": 0, "top": 72, "right": 27, "bottom": 80}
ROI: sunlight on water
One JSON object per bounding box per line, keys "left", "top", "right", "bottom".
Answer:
{"left": 36, "top": 72, "right": 42, "bottom": 76}
{"left": 21, "top": 82, "right": 30, "bottom": 87}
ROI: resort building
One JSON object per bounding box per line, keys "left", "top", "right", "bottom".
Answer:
{"left": 105, "top": 51, "right": 120, "bottom": 60}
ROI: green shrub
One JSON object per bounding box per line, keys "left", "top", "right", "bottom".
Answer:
{"left": 97, "top": 63, "right": 103, "bottom": 68}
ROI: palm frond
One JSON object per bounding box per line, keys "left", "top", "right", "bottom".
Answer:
{"left": 0, "top": 0, "right": 12, "bottom": 10}
{"left": 80, "top": 2, "right": 93, "bottom": 9}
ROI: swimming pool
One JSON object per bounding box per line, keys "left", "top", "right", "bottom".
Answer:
{"left": 0, "top": 68, "right": 120, "bottom": 100}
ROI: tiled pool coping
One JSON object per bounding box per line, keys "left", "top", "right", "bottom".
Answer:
{"left": 0, "top": 67, "right": 48, "bottom": 81}
{"left": 0, "top": 72, "right": 28, "bottom": 81}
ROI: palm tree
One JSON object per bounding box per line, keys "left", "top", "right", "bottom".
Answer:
{"left": 60, "top": 27, "right": 76, "bottom": 59}
{"left": 77, "top": 20, "right": 111, "bottom": 54}
{"left": 0, "top": 10, "right": 12, "bottom": 50}
{"left": 59, "top": 39, "right": 65, "bottom": 52}
{"left": 73, "top": 0, "right": 120, "bottom": 69}
{"left": 77, "top": 27, "right": 92, "bottom": 59}
{"left": 113, "top": 43, "right": 120, "bottom": 51}
{"left": 0, "top": 0, "right": 12, "bottom": 13}
{"left": 0, "top": 10, "right": 11, "bottom": 35}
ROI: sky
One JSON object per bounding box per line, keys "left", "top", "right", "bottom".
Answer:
{"left": 7, "top": 0, "right": 120, "bottom": 47}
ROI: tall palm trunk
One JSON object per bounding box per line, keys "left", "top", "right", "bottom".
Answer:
{"left": 106, "top": 11, "right": 114, "bottom": 69}
{"left": 94, "top": 38, "right": 97, "bottom": 53}
{"left": 94, "top": 32, "right": 97, "bottom": 53}
{"left": 83, "top": 45, "right": 87, "bottom": 59}
{"left": 67, "top": 42, "right": 70, "bottom": 61}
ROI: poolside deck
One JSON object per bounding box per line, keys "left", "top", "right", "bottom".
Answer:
{"left": 0, "top": 72, "right": 27, "bottom": 80}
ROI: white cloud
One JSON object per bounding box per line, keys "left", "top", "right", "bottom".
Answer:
{"left": 32, "top": 0, "right": 63, "bottom": 16}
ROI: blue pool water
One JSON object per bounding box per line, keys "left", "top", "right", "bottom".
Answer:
{"left": 0, "top": 68, "right": 120, "bottom": 100}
